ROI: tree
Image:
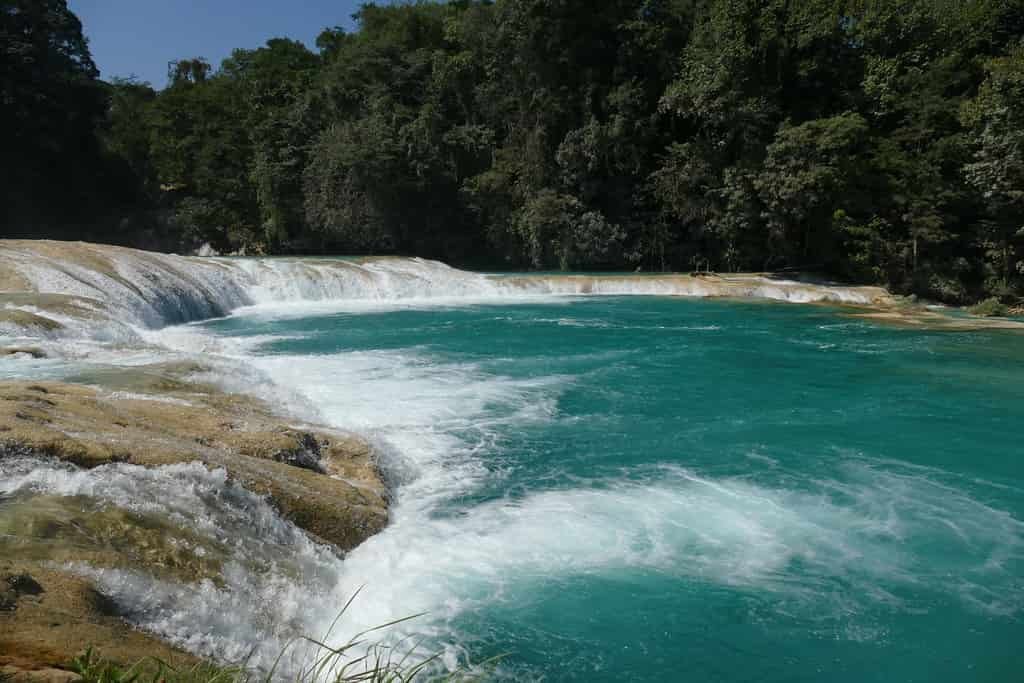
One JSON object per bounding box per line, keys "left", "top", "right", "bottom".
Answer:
{"left": 224, "top": 39, "right": 320, "bottom": 249}
{"left": 512, "top": 190, "right": 623, "bottom": 269}
{"left": 962, "top": 42, "right": 1024, "bottom": 297}
{"left": 7, "top": 0, "right": 1024, "bottom": 302}
{"left": 304, "top": 109, "right": 405, "bottom": 252}
{"left": 756, "top": 112, "right": 870, "bottom": 269}
{"left": 104, "top": 78, "right": 158, "bottom": 188}
{"left": 1, "top": 0, "right": 107, "bottom": 233}
{"left": 168, "top": 58, "right": 211, "bottom": 87}
{"left": 148, "top": 66, "right": 258, "bottom": 251}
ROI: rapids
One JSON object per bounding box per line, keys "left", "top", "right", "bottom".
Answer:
{"left": 1, "top": 242, "right": 1022, "bottom": 681}
{"left": 0, "top": 241, "right": 886, "bottom": 347}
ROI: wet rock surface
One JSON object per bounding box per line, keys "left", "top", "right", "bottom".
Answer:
{"left": 0, "top": 368, "right": 389, "bottom": 673}
{"left": 0, "top": 561, "right": 198, "bottom": 678}
{"left": 0, "top": 372, "right": 389, "bottom": 550}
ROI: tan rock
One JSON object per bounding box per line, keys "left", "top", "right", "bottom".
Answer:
{"left": 0, "top": 665, "right": 80, "bottom": 683}
{"left": 0, "top": 562, "right": 198, "bottom": 675}
{"left": 0, "top": 348, "right": 47, "bottom": 359}
{"left": 0, "top": 310, "right": 63, "bottom": 334}
{"left": 0, "top": 376, "right": 388, "bottom": 551}
{"left": 0, "top": 370, "right": 390, "bottom": 674}
{"left": 847, "top": 306, "right": 1024, "bottom": 331}
{"left": 0, "top": 495, "right": 228, "bottom": 586}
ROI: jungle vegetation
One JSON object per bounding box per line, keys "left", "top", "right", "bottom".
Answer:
{"left": 3, "top": 0, "right": 1024, "bottom": 303}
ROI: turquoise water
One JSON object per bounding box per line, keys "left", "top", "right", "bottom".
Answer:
{"left": 201, "top": 296, "right": 1024, "bottom": 681}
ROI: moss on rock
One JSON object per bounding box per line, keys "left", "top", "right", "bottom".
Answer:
{"left": 0, "top": 561, "right": 198, "bottom": 677}
{"left": 0, "top": 378, "right": 388, "bottom": 550}
{"left": 0, "top": 495, "right": 228, "bottom": 586}
{"left": 0, "top": 372, "right": 390, "bottom": 676}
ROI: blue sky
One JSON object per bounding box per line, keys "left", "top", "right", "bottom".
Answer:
{"left": 69, "top": 0, "right": 364, "bottom": 88}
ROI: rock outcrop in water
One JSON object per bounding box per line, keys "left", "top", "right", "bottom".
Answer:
{"left": 0, "top": 373, "right": 388, "bottom": 549}
{"left": 1, "top": 561, "right": 199, "bottom": 682}
{"left": 0, "top": 365, "right": 388, "bottom": 676}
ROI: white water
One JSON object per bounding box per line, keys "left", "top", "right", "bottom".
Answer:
{"left": 238, "top": 349, "right": 1023, "bottom": 633}
{"left": 0, "top": 244, "right": 881, "bottom": 349}
{"left": 6, "top": 244, "right": 1017, "bottom": 677}
{"left": 47, "top": 329, "right": 1012, "bottom": 674}
{"left": 0, "top": 457, "right": 344, "bottom": 670}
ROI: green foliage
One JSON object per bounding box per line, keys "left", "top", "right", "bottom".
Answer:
{"left": 1, "top": 0, "right": 109, "bottom": 231}
{"left": 304, "top": 115, "right": 402, "bottom": 252}
{"left": 71, "top": 648, "right": 142, "bottom": 683}
{"left": 69, "top": 644, "right": 448, "bottom": 683}
{"left": 968, "top": 297, "right": 1010, "bottom": 317}
{"left": 66, "top": 595, "right": 503, "bottom": 683}
{"left": 105, "top": 79, "right": 158, "bottom": 186}
{"left": 756, "top": 112, "right": 870, "bottom": 268}
{"left": 513, "top": 190, "right": 624, "bottom": 269}
{"left": 227, "top": 39, "right": 320, "bottom": 249}
{"left": 8, "top": 0, "right": 1024, "bottom": 300}
{"left": 168, "top": 59, "right": 212, "bottom": 87}
{"left": 962, "top": 42, "right": 1024, "bottom": 293}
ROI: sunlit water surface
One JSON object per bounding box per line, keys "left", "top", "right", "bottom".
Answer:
{"left": 194, "top": 296, "right": 1023, "bottom": 682}
{"left": 4, "top": 294, "right": 1022, "bottom": 681}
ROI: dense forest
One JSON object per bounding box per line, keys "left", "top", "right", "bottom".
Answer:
{"left": 3, "top": 0, "right": 1024, "bottom": 303}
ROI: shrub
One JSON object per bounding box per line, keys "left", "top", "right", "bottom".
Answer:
{"left": 967, "top": 297, "right": 1009, "bottom": 317}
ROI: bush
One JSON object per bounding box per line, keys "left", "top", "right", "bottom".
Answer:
{"left": 967, "top": 297, "right": 1009, "bottom": 317}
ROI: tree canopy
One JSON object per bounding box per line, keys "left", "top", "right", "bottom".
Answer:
{"left": 3, "top": 0, "right": 1024, "bottom": 303}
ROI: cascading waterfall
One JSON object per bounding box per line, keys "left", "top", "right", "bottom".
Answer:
{"left": 0, "top": 456, "right": 344, "bottom": 671}
{"left": 2, "top": 241, "right": 1020, "bottom": 682}
{"left": 0, "top": 241, "right": 886, "bottom": 347}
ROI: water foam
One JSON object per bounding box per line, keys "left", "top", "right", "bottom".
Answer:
{"left": 296, "top": 460, "right": 1024, "bottom": 651}
{"left": 0, "top": 242, "right": 885, "bottom": 351}
{"left": 172, "top": 335, "right": 1022, "bottom": 666}
{"left": 0, "top": 457, "right": 344, "bottom": 672}
{"left": 7, "top": 428, "right": 1021, "bottom": 673}
{"left": 5, "top": 243, "right": 1017, "bottom": 677}
{"left": 3, "top": 304, "right": 1021, "bottom": 677}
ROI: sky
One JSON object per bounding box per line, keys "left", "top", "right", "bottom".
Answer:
{"left": 69, "top": 0, "right": 364, "bottom": 88}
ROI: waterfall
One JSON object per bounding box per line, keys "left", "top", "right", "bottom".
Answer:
{"left": 0, "top": 241, "right": 886, "bottom": 346}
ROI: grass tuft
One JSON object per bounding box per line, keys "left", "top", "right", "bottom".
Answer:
{"left": 67, "top": 591, "right": 505, "bottom": 683}
{"left": 69, "top": 644, "right": 493, "bottom": 683}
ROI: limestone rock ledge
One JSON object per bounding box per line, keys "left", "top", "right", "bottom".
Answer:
{"left": 1, "top": 563, "right": 199, "bottom": 681}
{"left": 0, "top": 368, "right": 389, "bottom": 675}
